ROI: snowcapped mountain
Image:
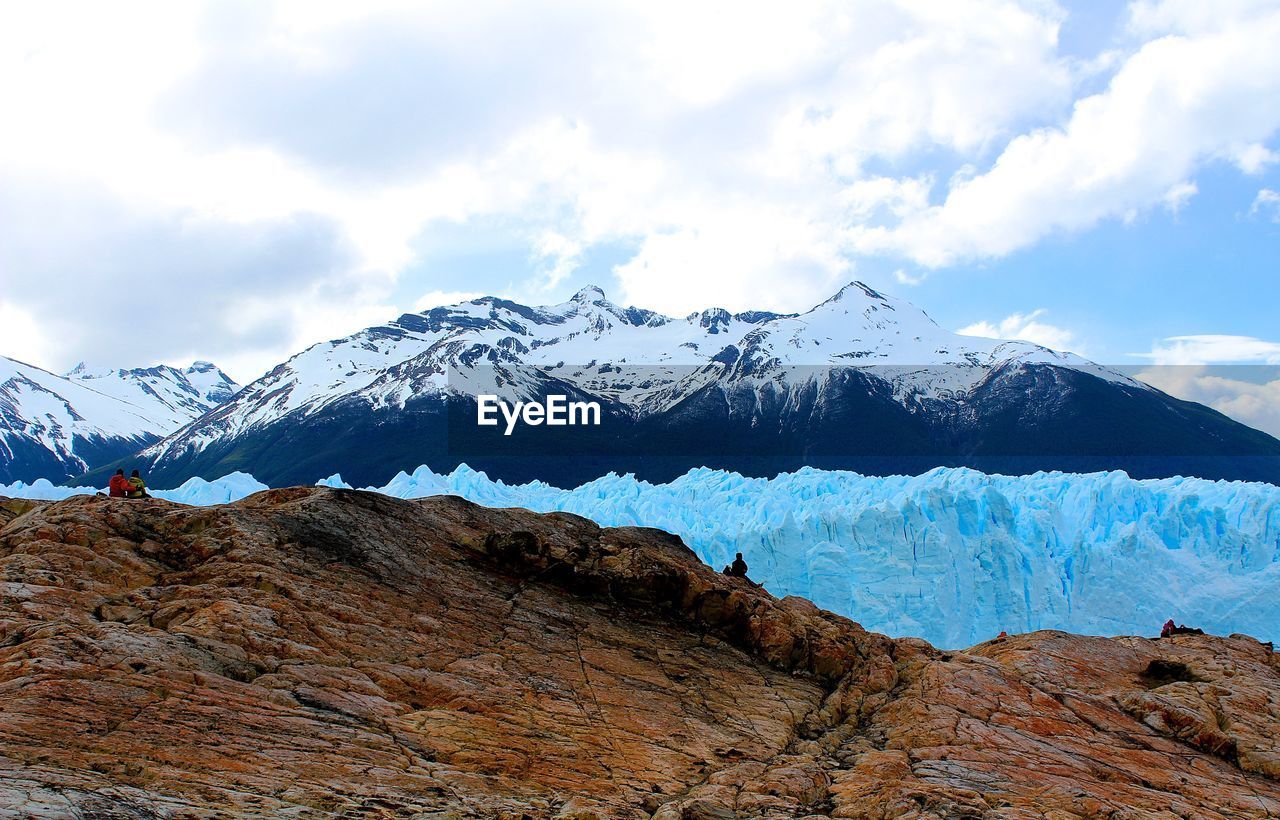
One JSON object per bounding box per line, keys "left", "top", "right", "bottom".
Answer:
{"left": 112, "top": 282, "right": 1280, "bottom": 488}
{"left": 0, "top": 356, "right": 239, "bottom": 483}
{"left": 66, "top": 360, "right": 240, "bottom": 428}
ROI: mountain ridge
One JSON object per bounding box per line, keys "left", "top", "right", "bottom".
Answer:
{"left": 87, "top": 281, "right": 1279, "bottom": 489}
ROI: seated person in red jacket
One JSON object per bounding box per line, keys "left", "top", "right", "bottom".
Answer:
{"left": 107, "top": 469, "right": 130, "bottom": 498}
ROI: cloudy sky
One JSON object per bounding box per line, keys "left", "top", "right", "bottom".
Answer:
{"left": 1, "top": 0, "right": 1278, "bottom": 430}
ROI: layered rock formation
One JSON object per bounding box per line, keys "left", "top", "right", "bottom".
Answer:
{"left": 1, "top": 489, "right": 1277, "bottom": 817}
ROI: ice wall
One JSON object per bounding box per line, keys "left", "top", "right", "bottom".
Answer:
{"left": 7, "top": 465, "right": 1278, "bottom": 648}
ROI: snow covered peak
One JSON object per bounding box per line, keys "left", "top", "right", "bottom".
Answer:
{"left": 65, "top": 361, "right": 114, "bottom": 379}
{"left": 799, "top": 280, "right": 926, "bottom": 327}
{"left": 180, "top": 361, "right": 241, "bottom": 404}
{"left": 64, "top": 360, "right": 240, "bottom": 431}
{"left": 570, "top": 285, "right": 607, "bottom": 303}
{"left": 67, "top": 360, "right": 241, "bottom": 409}
{"left": 818, "top": 280, "right": 891, "bottom": 306}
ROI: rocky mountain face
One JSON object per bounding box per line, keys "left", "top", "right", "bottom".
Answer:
{"left": 110, "top": 283, "right": 1280, "bottom": 489}
{"left": 0, "top": 356, "right": 239, "bottom": 484}
{"left": 2, "top": 489, "right": 1277, "bottom": 817}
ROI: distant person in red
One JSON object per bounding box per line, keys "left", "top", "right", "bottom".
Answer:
{"left": 107, "top": 469, "right": 130, "bottom": 498}
{"left": 1161, "top": 618, "right": 1205, "bottom": 637}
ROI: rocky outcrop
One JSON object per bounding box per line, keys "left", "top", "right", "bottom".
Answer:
{"left": 1, "top": 489, "right": 1277, "bottom": 817}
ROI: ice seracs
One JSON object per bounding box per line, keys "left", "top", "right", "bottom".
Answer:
{"left": 11, "top": 463, "right": 1278, "bottom": 649}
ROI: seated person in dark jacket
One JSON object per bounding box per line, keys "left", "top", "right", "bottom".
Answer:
{"left": 126, "top": 470, "right": 150, "bottom": 499}
{"left": 723, "top": 553, "right": 759, "bottom": 586}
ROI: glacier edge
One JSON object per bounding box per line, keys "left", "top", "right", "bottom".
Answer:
{"left": 5, "top": 465, "right": 1278, "bottom": 649}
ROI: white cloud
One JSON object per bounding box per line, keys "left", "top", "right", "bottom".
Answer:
{"left": 1229, "top": 143, "right": 1278, "bottom": 174}
{"left": 0, "top": 0, "right": 1277, "bottom": 381}
{"left": 1136, "top": 366, "right": 1280, "bottom": 439}
{"left": 1162, "top": 180, "right": 1197, "bottom": 214}
{"left": 957, "top": 309, "right": 1083, "bottom": 354}
{"left": 1124, "top": 0, "right": 1280, "bottom": 37}
{"left": 1134, "top": 333, "right": 1280, "bottom": 438}
{"left": 0, "top": 303, "right": 51, "bottom": 369}
{"left": 0, "top": 0, "right": 1076, "bottom": 375}
{"left": 1137, "top": 334, "right": 1280, "bottom": 365}
{"left": 532, "top": 232, "right": 583, "bottom": 292}
{"left": 612, "top": 204, "right": 852, "bottom": 315}
{"left": 0, "top": 175, "right": 371, "bottom": 384}
{"left": 849, "top": 0, "right": 1280, "bottom": 266}
{"left": 1251, "top": 189, "right": 1280, "bottom": 222}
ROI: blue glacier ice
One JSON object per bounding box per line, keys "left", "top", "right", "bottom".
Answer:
{"left": 0, "top": 472, "right": 268, "bottom": 506}
{"left": 7, "top": 465, "right": 1279, "bottom": 648}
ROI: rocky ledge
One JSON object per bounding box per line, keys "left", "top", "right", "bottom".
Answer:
{"left": 1, "top": 489, "right": 1278, "bottom": 818}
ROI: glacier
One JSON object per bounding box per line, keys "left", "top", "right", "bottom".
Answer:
{"left": 0, "top": 472, "right": 269, "bottom": 506}
{"left": 5, "top": 465, "right": 1278, "bottom": 649}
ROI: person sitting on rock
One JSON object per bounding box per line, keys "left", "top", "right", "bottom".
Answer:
{"left": 107, "top": 469, "right": 130, "bottom": 498}
{"left": 126, "top": 469, "right": 150, "bottom": 499}
{"left": 721, "top": 553, "right": 762, "bottom": 588}
{"left": 1161, "top": 618, "right": 1205, "bottom": 638}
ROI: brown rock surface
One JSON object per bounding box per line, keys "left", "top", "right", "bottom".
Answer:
{"left": 0, "top": 488, "right": 1277, "bottom": 817}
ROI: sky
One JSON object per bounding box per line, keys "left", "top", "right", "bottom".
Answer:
{"left": 1, "top": 0, "right": 1278, "bottom": 432}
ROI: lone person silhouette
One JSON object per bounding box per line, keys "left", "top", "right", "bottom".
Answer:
{"left": 723, "top": 553, "right": 761, "bottom": 587}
